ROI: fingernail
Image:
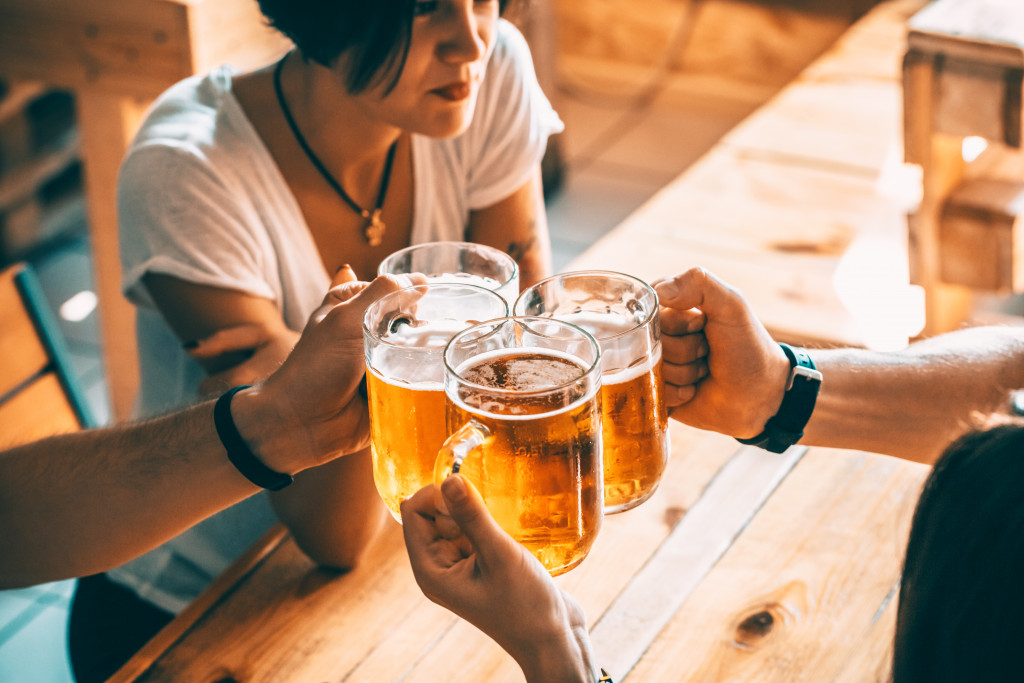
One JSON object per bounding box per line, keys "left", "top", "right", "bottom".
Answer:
{"left": 655, "top": 280, "right": 678, "bottom": 300}
{"left": 441, "top": 474, "right": 468, "bottom": 504}
{"left": 182, "top": 340, "right": 199, "bottom": 350}
{"left": 334, "top": 264, "right": 357, "bottom": 284}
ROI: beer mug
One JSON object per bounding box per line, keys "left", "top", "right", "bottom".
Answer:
{"left": 515, "top": 271, "right": 669, "bottom": 513}
{"left": 377, "top": 241, "right": 520, "bottom": 303}
{"left": 435, "top": 316, "right": 604, "bottom": 576}
{"left": 363, "top": 283, "right": 509, "bottom": 520}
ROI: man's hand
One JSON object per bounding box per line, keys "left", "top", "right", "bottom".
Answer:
{"left": 234, "top": 273, "right": 424, "bottom": 473}
{"left": 655, "top": 267, "right": 790, "bottom": 439}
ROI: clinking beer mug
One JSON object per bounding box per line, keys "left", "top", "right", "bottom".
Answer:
{"left": 363, "top": 282, "right": 509, "bottom": 521}
{"left": 515, "top": 271, "right": 670, "bottom": 514}
{"left": 377, "top": 240, "right": 520, "bottom": 304}
{"left": 435, "top": 316, "right": 604, "bottom": 576}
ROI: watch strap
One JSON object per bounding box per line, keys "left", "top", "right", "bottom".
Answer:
{"left": 215, "top": 385, "right": 294, "bottom": 491}
{"left": 737, "top": 343, "right": 822, "bottom": 453}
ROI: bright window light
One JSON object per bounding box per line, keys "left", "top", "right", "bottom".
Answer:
{"left": 962, "top": 136, "right": 988, "bottom": 163}
{"left": 60, "top": 290, "right": 97, "bottom": 322}
{"left": 833, "top": 237, "right": 924, "bottom": 351}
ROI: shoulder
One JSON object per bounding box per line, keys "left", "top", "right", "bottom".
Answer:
{"left": 486, "top": 19, "right": 535, "bottom": 83}
{"left": 128, "top": 66, "right": 249, "bottom": 160}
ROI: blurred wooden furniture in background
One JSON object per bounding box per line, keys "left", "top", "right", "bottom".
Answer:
{"left": 0, "top": 262, "right": 95, "bottom": 445}
{"left": 558, "top": 0, "right": 929, "bottom": 351}
{"left": 0, "top": 0, "right": 290, "bottom": 420}
{"left": 903, "top": 0, "right": 1024, "bottom": 334}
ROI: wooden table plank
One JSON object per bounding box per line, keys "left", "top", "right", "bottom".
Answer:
{"left": 589, "top": 445, "right": 805, "bottom": 681}
{"left": 625, "top": 448, "right": 927, "bottom": 682}
{"left": 831, "top": 592, "right": 899, "bottom": 683}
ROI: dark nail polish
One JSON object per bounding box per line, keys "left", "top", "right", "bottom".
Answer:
{"left": 182, "top": 340, "right": 199, "bottom": 350}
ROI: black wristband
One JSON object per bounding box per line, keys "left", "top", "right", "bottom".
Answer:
{"left": 736, "top": 343, "right": 822, "bottom": 454}
{"left": 214, "top": 385, "right": 294, "bottom": 491}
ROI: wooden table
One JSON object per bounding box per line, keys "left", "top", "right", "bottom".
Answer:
{"left": 0, "top": 0, "right": 290, "bottom": 420}
{"left": 107, "top": 1, "right": 934, "bottom": 680}
{"left": 110, "top": 427, "right": 928, "bottom": 683}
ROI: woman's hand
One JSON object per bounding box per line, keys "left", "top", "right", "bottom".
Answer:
{"left": 188, "top": 322, "right": 300, "bottom": 397}
{"left": 401, "top": 476, "right": 598, "bottom": 683}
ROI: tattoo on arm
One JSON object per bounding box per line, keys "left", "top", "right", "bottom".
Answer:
{"left": 506, "top": 234, "right": 537, "bottom": 264}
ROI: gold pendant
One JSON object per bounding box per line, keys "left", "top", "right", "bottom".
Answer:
{"left": 364, "top": 209, "right": 385, "bottom": 247}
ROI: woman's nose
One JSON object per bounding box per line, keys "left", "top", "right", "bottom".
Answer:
{"left": 437, "top": 4, "right": 487, "bottom": 64}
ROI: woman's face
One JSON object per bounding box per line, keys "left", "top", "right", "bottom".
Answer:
{"left": 346, "top": 0, "right": 500, "bottom": 138}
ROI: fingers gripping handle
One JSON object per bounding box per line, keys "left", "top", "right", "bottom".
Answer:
{"left": 435, "top": 422, "right": 489, "bottom": 485}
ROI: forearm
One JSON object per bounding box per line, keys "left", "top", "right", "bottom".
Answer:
{"left": 0, "top": 402, "right": 255, "bottom": 587}
{"left": 0, "top": 383, "right": 359, "bottom": 587}
{"left": 268, "top": 445, "right": 387, "bottom": 569}
{"left": 512, "top": 624, "right": 598, "bottom": 683}
{"left": 803, "top": 326, "right": 1024, "bottom": 463}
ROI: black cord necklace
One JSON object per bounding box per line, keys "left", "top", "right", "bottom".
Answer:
{"left": 273, "top": 53, "right": 398, "bottom": 247}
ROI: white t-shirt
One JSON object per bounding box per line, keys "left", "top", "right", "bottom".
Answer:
{"left": 110, "top": 20, "right": 563, "bottom": 614}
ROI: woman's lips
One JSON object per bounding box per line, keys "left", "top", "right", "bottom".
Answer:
{"left": 431, "top": 82, "right": 471, "bottom": 101}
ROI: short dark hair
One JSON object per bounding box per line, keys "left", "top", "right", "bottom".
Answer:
{"left": 257, "top": 0, "right": 514, "bottom": 95}
{"left": 893, "top": 422, "right": 1024, "bottom": 682}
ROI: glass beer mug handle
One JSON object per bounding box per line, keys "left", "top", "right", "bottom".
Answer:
{"left": 434, "top": 422, "right": 488, "bottom": 486}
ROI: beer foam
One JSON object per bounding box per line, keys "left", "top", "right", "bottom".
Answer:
{"left": 556, "top": 311, "right": 660, "bottom": 383}
{"left": 603, "top": 345, "right": 662, "bottom": 385}
{"left": 558, "top": 311, "right": 638, "bottom": 340}
{"left": 367, "top": 363, "right": 444, "bottom": 389}
{"left": 382, "top": 317, "right": 472, "bottom": 347}
{"left": 425, "top": 272, "right": 502, "bottom": 289}
{"left": 452, "top": 347, "right": 597, "bottom": 420}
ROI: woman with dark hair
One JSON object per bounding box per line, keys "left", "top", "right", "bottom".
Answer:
{"left": 69, "top": 1, "right": 562, "bottom": 680}
{"left": 893, "top": 421, "right": 1024, "bottom": 682}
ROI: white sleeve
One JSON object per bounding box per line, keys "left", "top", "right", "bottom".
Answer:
{"left": 465, "top": 20, "right": 564, "bottom": 210}
{"left": 118, "top": 142, "right": 277, "bottom": 309}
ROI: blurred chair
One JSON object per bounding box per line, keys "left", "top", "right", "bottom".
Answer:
{"left": 0, "top": 261, "right": 95, "bottom": 447}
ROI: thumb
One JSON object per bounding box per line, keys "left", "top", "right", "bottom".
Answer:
{"left": 654, "top": 267, "right": 750, "bottom": 325}
{"left": 440, "top": 474, "right": 512, "bottom": 564}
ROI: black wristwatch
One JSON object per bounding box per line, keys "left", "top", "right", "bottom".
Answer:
{"left": 736, "top": 343, "right": 822, "bottom": 453}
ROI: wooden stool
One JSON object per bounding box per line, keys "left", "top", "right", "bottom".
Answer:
{"left": 903, "top": 0, "right": 1024, "bottom": 334}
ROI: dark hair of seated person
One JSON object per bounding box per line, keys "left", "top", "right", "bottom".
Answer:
{"left": 893, "top": 421, "right": 1024, "bottom": 682}
{"left": 256, "top": 0, "right": 514, "bottom": 95}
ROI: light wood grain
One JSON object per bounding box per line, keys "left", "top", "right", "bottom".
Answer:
{"left": 625, "top": 448, "right": 928, "bottom": 682}
{"left": 832, "top": 590, "right": 899, "bottom": 683}
{"left": 590, "top": 445, "right": 806, "bottom": 681}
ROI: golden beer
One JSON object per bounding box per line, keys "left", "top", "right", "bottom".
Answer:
{"left": 515, "top": 271, "right": 669, "bottom": 513}
{"left": 366, "top": 369, "right": 447, "bottom": 517}
{"left": 445, "top": 349, "right": 603, "bottom": 576}
{"left": 601, "top": 350, "right": 670, "bottom": 511}
{"left": 363, "top": 283, "right": 508, "bottom": 520}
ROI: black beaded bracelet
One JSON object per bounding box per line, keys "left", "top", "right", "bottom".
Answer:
{"left": 214, "top": 385, "right": 294, "bottom": 491}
